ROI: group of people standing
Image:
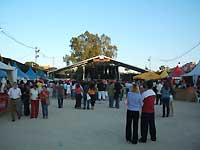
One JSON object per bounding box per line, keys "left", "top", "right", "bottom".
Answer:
{"left": 7, "top": 81, "right": 50, "bottom": 121}
{"left": 55, "top": 80, "right": 124, "bottom": 110}
{"left": 125, "top": 80, "right": 174, "bottom": 144}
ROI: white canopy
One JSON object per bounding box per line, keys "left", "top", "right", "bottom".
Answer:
{"left": 183, "top": 60, "right": 200, "bottom": 87}
{"left": 0, "top": 61, "right": 17, "bottom": 83}
{"left": 183, "top": 61, "right": 200, "bottom": 77}
{"left": 0, "top": 62, "right": 15, "bottom": 71}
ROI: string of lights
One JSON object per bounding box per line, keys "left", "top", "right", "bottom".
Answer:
{"left": 0, "top": 28, "right": 36, "bottom": 49}
{"left": 160, "top": 41, "right": 200, "bottom": 62}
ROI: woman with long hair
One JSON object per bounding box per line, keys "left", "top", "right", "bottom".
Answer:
{"left": 75, "top": 83, "right": 83, "bottom": 109}
{"left": 126, "top": 84, "right": 143, "bottom": 144}
{"left": 88, "top": 81, "right": 97, "bottom": 110}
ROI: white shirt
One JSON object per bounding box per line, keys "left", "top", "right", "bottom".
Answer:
{"left": 8, "top": 87, "right": 22, "bottom": 99}
{"left": 156, "top": 83, "right": 163, "bottom": 95}
{"left": 30, "top": 88, "right": 39, "bottom": 100}
{"left": 67, "top": 85, "right": 71, "bottom": 94}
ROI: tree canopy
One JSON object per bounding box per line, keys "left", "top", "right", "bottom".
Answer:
{"left": 25, "top": 61, "right": 44, "bottom": 70}
{"left": 64, "top": 31, "right": 118, "bottom": 65}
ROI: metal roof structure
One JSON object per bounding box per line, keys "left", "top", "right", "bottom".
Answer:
{"left": 49, "top": 55, "right": 146, "bottom": 75}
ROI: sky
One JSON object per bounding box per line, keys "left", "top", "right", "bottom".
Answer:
{"left": 0, "top": 0, "right": 200, "bottom": 71}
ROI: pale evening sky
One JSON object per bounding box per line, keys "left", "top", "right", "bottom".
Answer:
{"left": 0, "top": 0, "right": 200, "bottom": 71}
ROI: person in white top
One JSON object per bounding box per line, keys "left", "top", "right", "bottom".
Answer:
{"left": 156, "top": 82, "right": 163, "bottom": 105}
{"left": 66, "top": 83, "right": 71, "bottom": 97}
{"left": 8, "top": 82, "right": 22, "bottom": 122}
{"left": 30, "top": 84, "right": 39, "bottom": 118}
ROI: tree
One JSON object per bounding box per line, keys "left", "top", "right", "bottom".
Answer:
{"left": 159, "top": 65, "right": 166, "bottom": 71}
{"left": 25, "top": 61, "right": 44, "bottom": 70}
{"left": 63, "top": 54, "right": 70, "bottom": 66}
{"left": 64, "top": 31, "right": 118, "bottom": 64}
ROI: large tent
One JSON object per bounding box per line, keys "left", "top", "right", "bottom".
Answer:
{"left": 37, "top": 70, "right": 47, "bottom": 80}
{"left": 0, "top": 61, "right": 17, "bottom": 83}
{"left": 183, "top": 60, "right": 200, "bottom": 87}
{"left": 0, "top": 70, "right": 7, "bottom": 78}
{"left": 159, "top": 70, "right": 169, "bottom": 79}
{"left": 133, "top": 72, "right": 160, "bottom": 80}
{"left": 26, "top": 67, "right": 36, "bottom": 80}
{"left": 169, "top": 66, "right": 185, "bottom": 78}
{"left": 13, "top": 62, "right": 28, "bottom": 79}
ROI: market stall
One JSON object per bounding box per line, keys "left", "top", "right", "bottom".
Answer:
{"left": 0, "top": 61, "right": 17, "bottom": 112}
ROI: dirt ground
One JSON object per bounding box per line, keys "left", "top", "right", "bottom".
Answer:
{"left": 0, "top": 98, "right": 200, "bottom": 150}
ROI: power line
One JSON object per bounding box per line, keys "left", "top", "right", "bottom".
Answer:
{"left": 160, "top": 41, "right": 200, "bottom": 62}
{"left": 0, "top": 28, "right": 36, "bottom": 49}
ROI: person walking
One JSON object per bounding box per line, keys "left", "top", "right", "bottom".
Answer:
{"left": 66, "top": 83, "right": 71, "bottom": 98}
{"left": 8, "top": 82, "right": 22, "bottom": 122}
{"left": 156, "top": 82, "right": 163, "bottom": 105}
{"left": 39, "top": 86, "right": 49, "bottom": 119}
{"left": 88, "top": 81, "right": 97, "bottom": 110}
{"left": 57, "top": 82, "right": 64, "bottom": 108}
{"left": 83, "top": 81, "right": 90, "bottom": 110}
{"left": 113, "top": 81, "right": 122, "bottom": 109}
{"left": 161, "top": 82, "right": 172, "bottom": 117}
{"left": 139, "top": 80, "right": 157, "bottom": 143}
{"left": 75, "top": 83, "right": 83, "bottom": 109}
{"left": 108, "top": 81, "right": 114, "bottom": 108}
{"left": 20, "top": 82, "right": 30, "bottom": 116}
{"left": 126, "top": 84, "right": 143, "bottom": 144}
{"left": 30, "top": 84, "right": 39, "bottom": 118}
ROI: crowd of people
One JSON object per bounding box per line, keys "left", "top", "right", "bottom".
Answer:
{"left": 0, "top": 79, "right": 126, "bottom": 122}
{"left": 0, "top": 78, "right": 180, "bottom": 145}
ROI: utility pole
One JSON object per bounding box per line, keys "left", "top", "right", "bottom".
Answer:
{"left": 148, "top": 56, "right": 151, "bottom": 71}
{"left": 52, "top": 56, "right": 55, "bottom": 67}
{"left": 35, "top": 47, "right": 40, "bottom": 63}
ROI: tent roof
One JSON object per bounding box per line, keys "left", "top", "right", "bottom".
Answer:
{"left": 26, "top": 67, "right": 36, "bottom": 80}
{"left": 133, "top": 72, "right": 160, "bottom": 80}
{"left": 13, "top": 62, "right": 28, "bottom": 79}
{"left": 49, "top": 55, "right": 146, "bottom": 74}
{"left": 183, "top": 61, "right": 200, "bottom": 76}
{"left": 0, "top": 70, "right": 7, "bottom": 77}
{"left": 37, "top": 70, "right": 47, "bottom": 80}
{"left": 0, "top": 61, "right": 15, "bottom": 71}
{"left": 170, "top": 66, "right": 185, "bottom": 77}
{"left": 160, "top": 70, "right": 168, "bottom": 79}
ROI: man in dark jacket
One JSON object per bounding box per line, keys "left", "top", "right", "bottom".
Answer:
{"left": 113, "top": 81, "right": 122, "bottom": 109}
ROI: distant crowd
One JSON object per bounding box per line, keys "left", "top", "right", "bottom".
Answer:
{"left": 1, "top": 78, "right": 200, "bottom": 145}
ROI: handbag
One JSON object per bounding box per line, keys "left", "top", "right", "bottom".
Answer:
{"left": 86, "top": 93, "right": 91, "bottom": 101}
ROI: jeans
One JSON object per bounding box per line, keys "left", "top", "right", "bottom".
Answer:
{"left": 53, "top": 90, "right": 56, "bottom": 98}
{"left": 109, "top": 96, "right": 114, "bottom": 108}
{"left": 58, "top": 96, "right": 63, "bottom": 108}
{"left": 162, "top": 97, "right": 170, "bottom": 117}
{"left": 98, "top": 91, "right": 105, "bottom": 100}
{"left": 41, "top": 102, "right": 48, "bottom": 118}
{"left": 83, "top": 95, "right": 90, "bottom": 109}
{"left": 114, "top": 97, "right": 120, "bottom": 108}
